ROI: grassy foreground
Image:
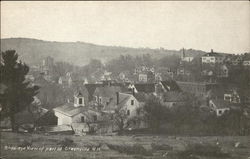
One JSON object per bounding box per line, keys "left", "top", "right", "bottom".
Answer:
{"left": 1, "top": 132, "right": 250, "bottom": 159}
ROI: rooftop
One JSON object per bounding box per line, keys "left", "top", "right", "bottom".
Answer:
{"left": 53, "top": 103, "right": 87, "bottom": 117}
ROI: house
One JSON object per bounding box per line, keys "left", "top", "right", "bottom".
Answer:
{"left": 161, "top": 91, "right": 187, "bottom": 108}
{"left": 128, "top": 83, "right": 156, "bottom": 95}
{"left": 177, "top": 81, "right": 218, "bottom": 97}
{"left": 202, "top": 50, "right": 225, "bottom": 64}
{"left": 93, "top": 85, "right": 122, "bottom": 107}
{"left": 104, "top": 92, "right": 141, "bottom": 117}
{"left": 224, "top": 89, "right": 241, "bottom": 103}
{"left": 134, "top": 66, "right": 154, "bottom": 74}
{"left": 53, "top": 92, "right": 102, "bottom": 126}
{"left": 209, "top": 99, "right": 230, "bottom": 116}
{"left": 160, "top": 80, "right": 181, "bottom": 92}
{"left": 84, "top": 83, "right": 103, "bottom": 101}
{"left": 243, "top": 61, "right": 250, "bottom": 66}
{"left": 243, "top": 54, "right": 250, "bottom": 66}
{"left": 58, "top": 75, "right": 73, "bottom": 86}
{"left": 119, "top": 71, "right": 131, "bottom": 81}
{"left": 155, "top": 67, "right": 174, "bottom": 81}
{"left": 138, "top": 73, "right": 147, "bottom": 83}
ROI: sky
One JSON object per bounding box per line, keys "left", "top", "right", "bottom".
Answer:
{"left": 1, "top": 1, "right": 250, "bottom": 54}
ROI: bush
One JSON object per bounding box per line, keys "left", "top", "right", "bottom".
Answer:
{"left": 18, "top": 139, "right": 32, "bottom": 147}
{"left": 57, "top": 137, "right": 76, "bottom": 150}
{"left": 107, "top": 144, "right": 152, "bottom": 156}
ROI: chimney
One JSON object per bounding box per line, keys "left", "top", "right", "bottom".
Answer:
{"left": 116, "top": 92, "right": 119, "bottom": 105}
{"left": 132, "top": 88, "right": 135, "bottom": 96}
{"left": 211, "top": 49, "right": 213, "bottom": 53}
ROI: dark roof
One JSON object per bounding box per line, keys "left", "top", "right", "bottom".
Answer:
{"left": 161, "top": 80, "right": 180, "bottom": 91}
{"left": 211, "top": 99, "right": 230, "bottom": 109}
{"left": 134, "top": 83, "right": 155, "bottom": 93}
{"left": 76, "top": 91, "right": 83, "bottom": 97}
{"left": 203, "top": 52, "right": 223, "bottom": 57}
{"left": 134, "top": 92, "right": 148, "bottom": 102}
{"left": 94, "top": 86, "right": 121, "bottom": 98}
{"left": 84, "top": 84, "right": 103, "bottom": 100}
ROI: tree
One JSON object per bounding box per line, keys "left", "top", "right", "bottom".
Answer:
{"left": 0, "top": 50, "right": 39, "bottom": 132}
{"left": 113, "top": 110, "right": 128, "bottom": 133}
{"left": 144, "top": 95, "right": 170, "bottom": 131}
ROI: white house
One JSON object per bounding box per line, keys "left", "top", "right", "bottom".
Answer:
{"left": 243, "top": 60, "right": 250, "bottom": 66}
{"left": 138, "top": 73, "right": 147, "bottom": 83}
{"left": 202, "top": 50, "right": 224, "bottom": 64}
{"left": 53, "top": 92, "right": 100, "bottom": 125}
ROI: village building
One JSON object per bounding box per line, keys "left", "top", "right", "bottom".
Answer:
{"left": 224, "top": 89, "right": 241, "bottom": 104}
{"left": 209, "top": 99, "right": 230, "bottom": 116}
{"left": 202, "top": 50, "right": 225, "bottom": 64}
{"left": 93, "top": 85, "right": 122, "bottom": 107}
{"left": 138, "top": 73, "right": 147, "bottom": 83}
{"left": 243, "top": 54, "right": 250, "bottom": 66}
{"left": 161, "top": 91, "right": 187, "bottom": 108}
{"left": 103, "top": 92, "right": 141, "bottom": 116}
{"left": 176, "top": 81, "right": 218, "bottom": 97}
{"left": 53, "top": 92, "right": 102, "bottom": 126}
{"left": 128, "top": 83, "right": 156, "bottom": 95}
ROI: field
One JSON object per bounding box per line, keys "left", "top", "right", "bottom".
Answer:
{"left": 1, "top": 132, "right": 250, "bottom": 159}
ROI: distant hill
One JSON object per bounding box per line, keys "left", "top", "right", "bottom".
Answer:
{"left": 1, "top": 38, "right": 209, "bottom": 66}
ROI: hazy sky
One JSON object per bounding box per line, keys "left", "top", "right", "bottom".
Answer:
{"left": 1, "top": 1, "right": 250, "bottom": 54}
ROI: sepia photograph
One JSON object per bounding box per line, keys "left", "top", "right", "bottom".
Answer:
{"left": 0, "top": 1, "right": 250, "bottom": 159}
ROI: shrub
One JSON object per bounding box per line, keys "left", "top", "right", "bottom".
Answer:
{"left": 18, "top": 139, "right": 32, "bottom": 147}
{"left": 57, "top": 137, "right": 76, "bottom": 150}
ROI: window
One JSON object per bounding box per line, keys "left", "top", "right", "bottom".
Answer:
{"left": 81, "top": 116, "right": 85, "bottom": 122}
{"left": 93, "top": 115, "right": 97, "bottom": 122}
{"left": 218, "top": 110, "right": 222, "bottom": 114}
{"left": 99, "top": 97, "right": 102, "bottom": 103}
{"left": 79, "top": 98, "right": 82, "bottom": 104}
{"left": 131, "top": 100, "right": 134, "bottom": 105}
{"left": 127, "top": 110, "right": 130, "bottom": 116}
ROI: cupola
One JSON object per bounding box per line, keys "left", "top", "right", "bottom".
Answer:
{"left": 74, "top": 91, "right": 84, "bottom": 107}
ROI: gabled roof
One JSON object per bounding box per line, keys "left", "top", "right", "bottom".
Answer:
{"left": 75, "top": 92, "right": 83, "bottom": 97}
{"left": 210, "top": 99, "right": 230, "bottom": 109}
{"left": 160, "top": 80, "right": 180, "bottom": 91}
{"left": 104, "top": 93, "right": 134, "bottom": 111}
{"left": 203, "top": 52, "right": 223, "bottom": 57}
{"left": 53, "top": 103, "right": 87, "bottom": 117}
{"left": 134, "top": 83, "right": 155, "bottom": 93}
{"left": 84, "top": 84, "right": 103, "bottom": 100}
